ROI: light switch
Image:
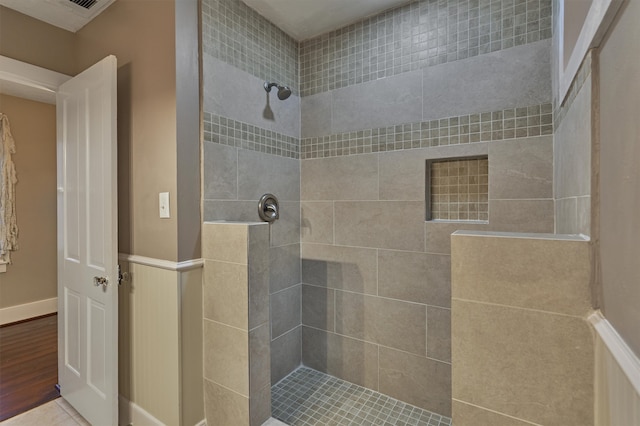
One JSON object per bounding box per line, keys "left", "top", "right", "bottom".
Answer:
{"left": 159, "top": 192, "right": 170, "bottom": 218}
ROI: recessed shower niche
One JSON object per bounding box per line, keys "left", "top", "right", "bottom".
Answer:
{"left": 426, "top": 156, "right": 489, "bottom": 222}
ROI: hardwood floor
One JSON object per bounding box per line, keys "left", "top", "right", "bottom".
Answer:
{"left": 0, "top": 314, "right": 59, "bottom": 421}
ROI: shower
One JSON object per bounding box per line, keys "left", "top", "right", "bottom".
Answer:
{"left": 264, "top": 81, "right": 292, "bottom": 100}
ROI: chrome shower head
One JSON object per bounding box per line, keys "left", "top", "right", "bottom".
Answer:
{"left": 264, "top": 81, "right": 292, "bottom": 100}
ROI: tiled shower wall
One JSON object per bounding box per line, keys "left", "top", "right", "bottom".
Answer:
{"left": 551, "top": 0, "right": 593, "bottom": 236}
{"left": 299, "top": 0, "right": 553, "bottom": 417}
{"left": 202, "top": 0, "right": 556, "bottom": 418}
{"left": 201, "top": 0, "right": 303, "bottom": 386}
{"left": 299, "top": 0, "right": 552, "bottom": 96}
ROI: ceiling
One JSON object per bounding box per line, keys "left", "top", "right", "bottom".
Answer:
{"left": 241, "top": 0, "right": 414, "bottom": 41}
{"left": 0, "top": 0, "right": 412, "bottom": 40}
{"left": 0, "top": 0, "right": 116, "bottom": 33}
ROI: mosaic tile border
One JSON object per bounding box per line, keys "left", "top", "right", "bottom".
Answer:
{"left": 201, "top": 0, "right": 299, "bottom": 94}
{"left": 272, "top": 367, "right": 452, "bottom": 426}
{"left": 204, "top": 112, "right": 300, "bottom": 159}
{"left": 301, "top": 103, "right": 553, "bottom": 159}
{"left": 300, "top": 0, "right": 553, "bottom": 96}
{"left": 554, "top": 50, "right": 593, "bottom": 127}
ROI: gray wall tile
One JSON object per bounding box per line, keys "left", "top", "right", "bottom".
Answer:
{"left": 202, "top": 0, "right": 299, "bottom": 94}
{"left": 299, "top": 0, "right": 552, "bottom": 96}
{"left": 203, "top": 200, "right": 256, "bottom": 222}
{"left": 554, "top": 75, "right": 592, "bottom": 200}
{"left": 555, "top": 197, "right": 578, "bottom": 235}
{"left": 269, "top": 244, "right": 301, "bottom": 294}
{"left": 489, "top": 199, "right": 555, "bottom": 233}
{"left": 301, "top": 202, "right": 334, "bottom": 244}
{"left": 238, "top": 150, "right": 300, "bottom": 202}
{"left": 302, "top": 326, "right": 379, "bottom": 390}
{"left": 334, "top": 201, "right": 425, "bottom": 251}
{"left": 335, "top": 291, "right": 426, "bottom": 355}
{"left": 379, "top": 149, "right": 426, "bottom": 201}
{"left": 427, "top": 307, "right": 451, "bottom": 363}
{"left": 204, "top": 55, "right": 300, "bottom": 138}
{"left": 248, "top": 224, "right": 270, "bottom": 329}
{"left": 270, "top": 202, "right": 301, "bottom": 247}
{"left": 422, "top": 40, "right": 552, "bottom": 121}
{"left": 301, "top": 92, "right": 332, "bottom": 138}
{"left": 271, "top": 326, "right": 302, "bottom": 384}
{"left": 332, "top": 70, "right": 423, "bottom": 133}
{"left": 489, "top": 136, "right": 553, "bottom": 200}
{"left": 301, "top": 243, "right": 377, "bottom": 295}
{"left": 271, "top": 284, "right": 302, "bottom": 339}
{"left": 250, "top": 384, "right": 271, "bottom": 426}
{"left": 249, "top": 323, "right": 271, "bottom": 394}
{"left": 378, "top": 250, "right": 451, "bottom": 308}
{"left": 302, "top": 284, "right": 335, "bottom": 332}
{"left": 576, "top": 196, "right": 591, "bottom": 236}
{"left": 425, "top": 222, "right": 491, "bottom": 255}
{"left": 249, "top": 385, "right": 271, "bottom": 426}
{"left": 204, "top": 142, "right": 237, "bottom": 200}
{"left": 379, "top": 347, "right": 452, "bottom": 415}
{"left": 301, "top": 155, "right": 379, "bottom": 201}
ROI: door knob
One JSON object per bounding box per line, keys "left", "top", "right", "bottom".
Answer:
{"left": 94, "top": 276, "right": 109, "bottom": 290}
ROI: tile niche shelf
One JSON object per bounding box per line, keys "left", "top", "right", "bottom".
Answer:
{"left": 426, "top": 156, "right": 489, "bottom": 222}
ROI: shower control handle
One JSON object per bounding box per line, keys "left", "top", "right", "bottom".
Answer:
{"left": 258, "top": 194, "right": 279, "bottom": 223}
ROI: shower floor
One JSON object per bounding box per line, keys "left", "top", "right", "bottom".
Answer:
{"left": 271, "top": 367, "right": 452, "bottom": 426}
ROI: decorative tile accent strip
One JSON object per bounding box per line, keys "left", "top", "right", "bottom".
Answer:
{"left": 204, "top": 112, "right": 300, "bottom": 159}
{"left": 201, "top": 0, "right": 299, "bottom": 94}
{"left": 300, "top": 0, "right": 552, "bottom": 96}
{"left": 301, "top": 103, "right": 553, "bottom": 159}
{"left": 429, "top": 157, "right": 489, "bottom": 221}
{"left": 554, "top": 50, "right": 593, "bottom": 127}
{"left": 272, "top": 367, "right": 452, "bottom": 426}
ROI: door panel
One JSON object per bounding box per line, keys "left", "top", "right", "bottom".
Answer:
{"left": 57, "top": 55, "right": 118, "bottom": 426}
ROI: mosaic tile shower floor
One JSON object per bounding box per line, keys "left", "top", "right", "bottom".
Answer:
{"left": 271, "top": 367, "right": 452, "bottom": 426}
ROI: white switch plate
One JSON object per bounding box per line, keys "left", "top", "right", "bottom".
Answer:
{"left": 159, "top": 192, "right": 170, "bottom": 218}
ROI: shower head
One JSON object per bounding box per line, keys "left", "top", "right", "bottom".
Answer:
{"left": 264, "top": 81, "right": 292, "bottom": 100}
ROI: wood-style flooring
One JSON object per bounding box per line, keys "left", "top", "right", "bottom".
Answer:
{"left": 0, "top": 314, "right": 59, "bottom": 421}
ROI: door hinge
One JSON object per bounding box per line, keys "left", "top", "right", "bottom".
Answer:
{"left": 118, "top": 264, "right": 130, "bottom": 286}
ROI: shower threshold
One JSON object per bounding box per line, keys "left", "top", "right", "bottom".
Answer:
{"left": 271, "top": 367, "right": 452, "bottom": 426}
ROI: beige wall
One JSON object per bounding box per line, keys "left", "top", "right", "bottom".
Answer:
{"left": 598, "top": 0, "right": 640, "bottom": 358}
{"left": 75, "top": 0, "right": 180, "bottom": 261}
{"left": 0, "top": 94, "right": 57, "bottom": 308}
{"left": 0, "top": 6, "right": 76, "bottom": 75}
{"left": 74, "top": 0, "right": 201, "bottom": 262}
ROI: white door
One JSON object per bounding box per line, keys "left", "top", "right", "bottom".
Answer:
{"left": 56, "top": 55, "right": 118, "bottom": 426}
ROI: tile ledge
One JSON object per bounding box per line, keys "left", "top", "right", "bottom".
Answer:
{"left": 203, "top": 220, "right": 266, "bottom": 226}
{"left": 451, "top": 230, "right": 589, "bottom": 242}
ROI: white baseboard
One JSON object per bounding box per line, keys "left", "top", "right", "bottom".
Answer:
{"left": 0, "top": 297, "right": 57, "bottom": 325}
{"left": 119, "top": 396, "right": 164, "bottom": 426}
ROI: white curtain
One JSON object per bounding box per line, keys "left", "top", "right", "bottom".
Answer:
{"left": 0, "top": 113, "right": 18, "bottom": 264}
